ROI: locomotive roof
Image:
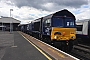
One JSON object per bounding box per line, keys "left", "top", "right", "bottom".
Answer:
{"left": 31, "top": 9, "right": 76, "bottom": 23}
{"left": 53, "top": 9, "right": 76, "bottom": 20}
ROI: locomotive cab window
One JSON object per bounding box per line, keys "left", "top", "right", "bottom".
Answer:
{"left": 52, "top": 17, "right": 63, "bottom": 27}
{"left": 65, "top": 18, "right": 75, "bottom": 27}
{"left": 44, "top": 19, "right": 51, "bottom": 27}
{"left": 66, "top": 22, "right": 74, "bottom": 26}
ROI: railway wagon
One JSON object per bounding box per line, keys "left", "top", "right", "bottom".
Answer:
{"left": 18, "top": 24, "right": 28, "bottom": 33}
{"left": 28, "top": 9, "right": 76, "bottom": 51}
{"left": 76, "top": 19, "right": 90, "bottom": 43}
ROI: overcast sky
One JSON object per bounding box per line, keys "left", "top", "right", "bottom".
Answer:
{"left": 0, "top": 0, "right": 90, "bottom": 24}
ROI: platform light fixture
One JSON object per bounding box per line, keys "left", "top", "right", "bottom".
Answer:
{"left": 10, "top": 9, "right": 13, "bottom": 33}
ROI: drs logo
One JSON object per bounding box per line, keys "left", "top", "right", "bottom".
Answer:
{"left": 45, "top": 28, "right": 50, "bottom": 35}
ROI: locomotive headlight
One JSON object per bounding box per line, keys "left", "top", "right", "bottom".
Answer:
{"left": 54, "top": 36, "right": 57, "bottom": 39}
{"left": 71, "top": 36, "right": 74, "bottom": 39}
{"left": 54, "top": 36, "right": 58, "bottom": 39}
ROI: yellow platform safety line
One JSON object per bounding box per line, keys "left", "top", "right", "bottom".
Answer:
{"left": 19, "top": 32, "right": 52, "bottom": 60}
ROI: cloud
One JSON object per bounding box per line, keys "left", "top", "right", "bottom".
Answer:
{"left": 11, "top": 0, "right": 88, "bottom": 11}
{"left": 0, "top": 0, "right": 90, "bottom": 24}
{"left": 76, "top": 7, "right": 90, "bottom": 20}
{"left": 0, "top": 0, "right": 52, "bottom": 24}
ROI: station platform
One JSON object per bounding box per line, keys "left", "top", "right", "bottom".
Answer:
{"left": 1, "top": 31, "right": 51, "bottom": 60}
{"left": 0, "top": 31, "right": 79, "bottom": 60}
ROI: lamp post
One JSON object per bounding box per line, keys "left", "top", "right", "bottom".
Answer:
{"left": 10, "top": 9, "right": 13, "bottom": 33}
{"left": 2, "top": 22, "right": 3, "bottom": 31}
{"left": 1, "top": 16, "right": 3, "bottom": 31}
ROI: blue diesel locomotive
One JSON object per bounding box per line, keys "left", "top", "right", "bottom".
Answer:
{"left": 19, "top": 9, "right": 76, "bottom": 51}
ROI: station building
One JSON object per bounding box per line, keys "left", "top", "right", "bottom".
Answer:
{"left": 0, "top": 17, "right": 21, "bottom": 31}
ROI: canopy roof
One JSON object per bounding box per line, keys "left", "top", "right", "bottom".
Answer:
{"left": 0, "top": 17, "right": 21, "bottom": 23}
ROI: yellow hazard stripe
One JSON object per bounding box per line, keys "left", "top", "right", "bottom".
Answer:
{"left": 19, "top": 32, "right": 52, "bottom": 60}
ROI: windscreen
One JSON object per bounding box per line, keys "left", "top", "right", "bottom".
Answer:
{"left": 64, "top": 18, "right": 75, "bottom": 27}
{"left": 52, "top": 17, "right": 75, "bottom": 28}
{"left": 52, "top": 17, "right": 63, "bottom": 27}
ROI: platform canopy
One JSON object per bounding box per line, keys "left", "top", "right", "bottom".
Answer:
{"left": 0, "top": 17, "right": 21, "bottom": 23}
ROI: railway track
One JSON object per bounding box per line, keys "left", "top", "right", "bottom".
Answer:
{"left": 42, "top": 40, "right": 90, "bottom": 60}
{"left": 69, "top": 44, "right": 90, "bottom": 60}
{"left": 77, "top": 44, "right": 90, "bottom": 49}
